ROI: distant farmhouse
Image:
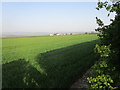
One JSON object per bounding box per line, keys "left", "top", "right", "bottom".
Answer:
{"left": 49, "top": 33, "right": 79, "bottom": 36}
{"left": 49, "top": 32, "right": 98, "bottom": 36}
{"left": 49, "top": 34, "right": 54, "bottom": 36}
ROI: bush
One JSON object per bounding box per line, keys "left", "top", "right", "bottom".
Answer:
{"left": 87, "top": 0, "right": 120, "bottom": 89}
{"left": 87, "top": 44, "right": 114, "bottom": 89}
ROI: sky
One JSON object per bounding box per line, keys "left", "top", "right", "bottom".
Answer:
{"left": 2, "top": 2, "right": 115, "bottom": 33}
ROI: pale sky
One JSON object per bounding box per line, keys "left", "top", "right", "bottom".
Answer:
{"left": 2, "top": 2, "right": 115, "bottom": 33}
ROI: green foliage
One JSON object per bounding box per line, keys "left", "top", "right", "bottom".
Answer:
{"left": 96, "top": 17, "right": 104, "bottom": 27}
{"left": 95, "top": 1, "right": 120, "bottom": 63}
{"left": 87, "top": 44, "right": 114, "bottom": 89}
{"left": 94, "top": 44, "right": 111, "bottom": 57}
{"left": 96, "top": 0, "right": 120, "bottom": 14}
{"left": 87, "top": 58, "right": 120, "bottom": 89}
{"left": 88, "top": 0, "right": 120, "bottom": 89}
{"left": 87, "top": 74, "right": 113, "bottom": 89}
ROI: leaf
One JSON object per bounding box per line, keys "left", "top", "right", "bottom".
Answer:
{"left": 112, "top": 7, "right": 118, "bottom": 11}
{"left": 106, "top": 5, "right": 111, "bottom": 11}
{"left": 96, "top": 7, "right": 99, "bottom": 10}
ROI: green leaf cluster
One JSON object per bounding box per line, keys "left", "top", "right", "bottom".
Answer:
{"left": 87, "top": 74, "right": 113, "bottom": 89}
{"left": 94, "top": 44, "right": 111, "bottom": 58}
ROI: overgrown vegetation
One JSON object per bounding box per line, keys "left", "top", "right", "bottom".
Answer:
{"left": 87, "top": 0, "right": 120, "bottom": 89}
{"left": 87, "top": 44, "right": 120, "bottom": 89}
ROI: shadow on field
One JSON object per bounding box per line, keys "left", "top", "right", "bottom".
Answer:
{"left": 2, "top": 39, "right": 99, "bottom": 88}
{"left": 35, "top": 39, "right": 99, "bottom": 88}
{"left": 2, "top": 59, "right": 46, "bottom": 88}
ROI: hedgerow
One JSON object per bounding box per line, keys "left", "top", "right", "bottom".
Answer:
{"left": 87, "top": 0, "right": 120, "bottom": 89}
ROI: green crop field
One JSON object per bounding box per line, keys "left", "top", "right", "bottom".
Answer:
{"left": 2, "top": 34, "right": 99, "bottom": 88}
